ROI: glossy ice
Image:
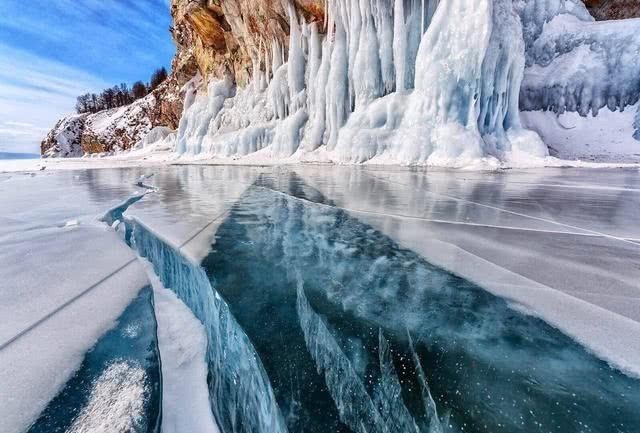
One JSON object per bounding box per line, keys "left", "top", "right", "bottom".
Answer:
{"left": 124, "top": 166, "right": 640, "bottom": 433}
{"left": 2, "top": 165, "right": 640, "bottom": 433}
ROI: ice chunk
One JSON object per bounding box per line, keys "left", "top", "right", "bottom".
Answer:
{"left": 150, "top": 271, "right": 219, "bottom": 433}
{"left": 130, "top": 222, "right": 288, "bottom": 433}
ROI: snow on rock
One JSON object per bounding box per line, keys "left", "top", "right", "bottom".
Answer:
{"left": 40, "top": 114, "right": 88, "bottom": 158}
{"left": 41, "top": 94, "right": 156, "bottom": 158}
{"left": 520, "top": 12, "right": 640, "bottom": 116}
{"left": 176, "top": 0, "right": 547, "bottom": 166}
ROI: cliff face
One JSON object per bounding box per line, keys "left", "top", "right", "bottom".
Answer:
{"left": 584, "top": 0, "right": 640, "bottom": 20}
{"left": 170, "top": 0, "right": 324, "bottom": 86}
{"left": 41, "top": 0, "right": 326, "bottom": 157}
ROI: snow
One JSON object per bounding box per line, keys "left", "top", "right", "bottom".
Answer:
{"left": 41, "top": 114, "right": 88, "bottom": 158}
{"left": 64, "top": 361, "right": 149, "bottom": 433}
{"left": 42, "top": 92, "right": 158, "bottom": 159}
{"left": 521, "top": 104, "right": 640, "bottom": 162}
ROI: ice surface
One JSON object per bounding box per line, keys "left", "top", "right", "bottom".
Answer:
{"left": 174, "top": 0, "right": 546, "bottom": 166}
{"left": 293, "top": 166, "right": 640, "bottom": 373}
{"left": 4, "top": 165, "right": 640, "bottom": 433}
{"left": 26, "top": 287, "right": 162, "bottom": 433}
{"left": 0, "top": 170, "right": 153, "bottom": 433}
{"left": 201, "top": 173, "right": 640, "bottom": 432}
{"left": 123, "top": 165, "right": 260, "bottom": 262}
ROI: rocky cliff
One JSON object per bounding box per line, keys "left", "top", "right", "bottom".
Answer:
{"left": 584, "top": 0, "right": 640, "bottom": 20}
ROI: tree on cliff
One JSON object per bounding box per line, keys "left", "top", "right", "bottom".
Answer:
{"left": 149, "top": 67, "right": 168, "bottom": 91}
{"left": 75, "top": 67, "right": 168, "bottom": 114}
{"left": 132, "top": 81, "right": 148, "bottom": 99}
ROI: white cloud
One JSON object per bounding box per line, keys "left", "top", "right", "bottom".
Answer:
{"left": 0, "top": 44, "right": 108, "bottom": 153}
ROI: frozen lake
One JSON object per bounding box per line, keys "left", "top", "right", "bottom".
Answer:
{"left": 1, "top": 165, "right": 640, "bottom": 433}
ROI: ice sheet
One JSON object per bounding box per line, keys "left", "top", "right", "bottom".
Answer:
{"left": 292, "top": 166, "right": 640, "bottom": 375}
{"left": 0, "top": 170, "right": 152, "bottom": 433}
{"left": 123, "top": 165, "right": 262, "bottom": 262}
{"left": 147, "top": 265, "right": 219, "bottom": 433}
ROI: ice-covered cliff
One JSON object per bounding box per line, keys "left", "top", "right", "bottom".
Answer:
{"left": 176, "top": 0, "right": 550, "bottom": 166}
{"left": 41, "top": 0, "right": 640, "bottom": 164}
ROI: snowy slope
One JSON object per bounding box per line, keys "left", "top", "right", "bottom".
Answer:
{"left": 42, "top": 94, "right": 157, "bottom": 158}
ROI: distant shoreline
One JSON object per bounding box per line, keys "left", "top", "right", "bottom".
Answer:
{"left": 0, "top": 152, "right": 40, "bottom": 160}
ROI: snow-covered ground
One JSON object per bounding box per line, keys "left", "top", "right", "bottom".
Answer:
{"left": 522, "top": 106, "right": 640, "bottom": 162}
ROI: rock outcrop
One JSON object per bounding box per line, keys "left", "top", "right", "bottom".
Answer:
{"left": 584, "top": 0, "right": 640, "bottom": 20}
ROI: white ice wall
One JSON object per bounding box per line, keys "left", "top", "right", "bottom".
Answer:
{"left": 176, "top": 0, "right": 548, "bottom": 166}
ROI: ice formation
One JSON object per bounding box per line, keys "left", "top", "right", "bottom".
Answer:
{"left": 517, "top": 0, "right": 640, "bottom": 132}
{"left": 176, "top": 0, "right": 548, "bottom": 165}
{"left": 130, "top": 222, "right": 288, "bottom": 433}
{"left": 296, "top": 281, "right": 445, "bottom": 433}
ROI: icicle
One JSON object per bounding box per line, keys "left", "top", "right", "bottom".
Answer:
{"left": 373, "top": 0, "right": 395, "bottom": 94}
{"left": 307, "top": 22, "right": 323, "bottom": 113}
{"left": 326, "top": 13, "right": 349, "bottom": 149}
{"left": 288, "top": 3, "right": 306, "bottom": 96}
{"left": 421, "top": 0, "right": 425, "bottom": 35}
{"left": 393, "top": 0, "right": 407, "bottom": 93}
{"left": 271, "top": 38, "right": 283, "bottom": 78}
{"left": 353, "top": 0, "right": 383, "bottom": 107}
{"left": 304, "top": 36, "right": 332, "bottom": 150}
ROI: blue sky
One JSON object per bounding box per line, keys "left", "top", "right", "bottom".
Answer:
{"left": 0, "top": 0, "right": 175, "bottom": 153}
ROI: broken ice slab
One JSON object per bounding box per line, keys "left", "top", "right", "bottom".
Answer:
{"left": 199, "top": 176, "right": 640, "bottom": 433}
{"left": 26, "top": 286, "right": 162, "bottom": 433}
